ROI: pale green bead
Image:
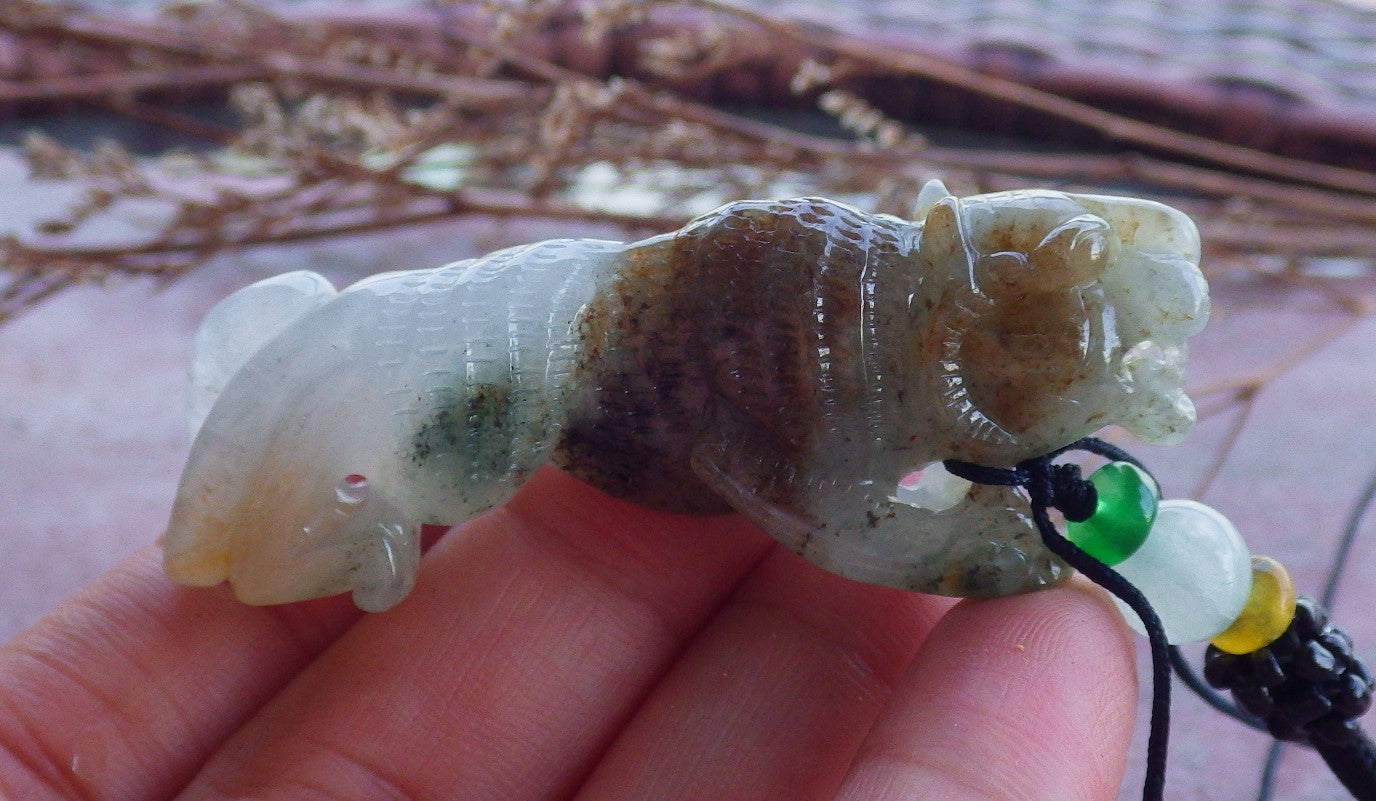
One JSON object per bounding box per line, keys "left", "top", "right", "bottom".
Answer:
{"left": 1112, "top": 500, "right": 1253, "bottom": 644}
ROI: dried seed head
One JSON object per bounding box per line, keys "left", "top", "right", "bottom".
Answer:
{"left": 581, "top": 0, "right": 651, "bottom": 43}
{"left": 818, "top": 90, "right": 922, "bottom": 150}
{"left": 789, "top": 58, "right": 834, "bottom": 95}
{"left": 22, "top": 132, "right": 78, "bottom": 180}
{"left": 638, "top": 25, "right": 727, "bottom": 77}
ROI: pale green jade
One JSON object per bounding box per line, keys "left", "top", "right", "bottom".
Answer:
{"left": 164, "top": 181, "right": 1209, "bottom": 611}
{"left": 1112, "top": 500, "right": 1253, "bottom": 644}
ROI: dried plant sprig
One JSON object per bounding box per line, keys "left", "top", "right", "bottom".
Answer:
{"left": 22, "top": 132, "right": 81, "bottom": 180}
{"left": 817, "top": 89, "right": 920, "bottom": 150}
{"left": 788, "top": 58, "right": 833, "bottom": 95}
{"left": 0, "top": 0, "right": 1370, "bottom": 339}
{"left": 580, "top": 0, "right": 651, "bottom": 43}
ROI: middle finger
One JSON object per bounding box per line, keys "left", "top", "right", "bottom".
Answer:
{"left": 572, "top": 548, "right": 953, "bottom": 801}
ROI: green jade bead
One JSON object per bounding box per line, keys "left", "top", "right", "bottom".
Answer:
{"left": 1066, "top": 462, "right": 1159, "bottom": 565}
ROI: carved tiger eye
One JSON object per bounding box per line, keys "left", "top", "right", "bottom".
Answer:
{"left": 1030, "top": 214, "right": 1120, "bottom": 288}
{"left": 973, "top": 251, "right": 1036, "bottom": 300}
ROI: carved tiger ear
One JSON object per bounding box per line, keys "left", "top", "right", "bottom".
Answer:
{"left": 912, "top": 178, "right": 954, "bottom": 220}
{"left": 916, "top": 195, "right": 969, "bottom": 280}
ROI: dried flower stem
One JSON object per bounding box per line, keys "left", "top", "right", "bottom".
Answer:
{"left": 690, "top": 0, "right": 1376, "bottom": 197}
{"left": 0, "top": 0, "right": 1371, "bottom": 332}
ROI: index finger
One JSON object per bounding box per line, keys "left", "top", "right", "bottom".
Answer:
{"left": 831, "top": 580, "right": 1139, "bottom": 801}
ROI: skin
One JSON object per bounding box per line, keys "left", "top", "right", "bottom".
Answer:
{"left": 1, "top": 468, "right": 1136, "bottom": 801}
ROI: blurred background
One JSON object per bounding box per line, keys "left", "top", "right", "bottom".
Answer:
{"left": 2, "top": 1, "right": 1375, "bottom": 799}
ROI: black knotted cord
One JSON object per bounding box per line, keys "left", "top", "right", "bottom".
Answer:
{"left": 947, "top": 438, "right": 1173, "bottom": 801}
{"left": 948, "top": 439, "right": 1376, "bottom": 801}
{"left": 1168, "top": 645, "right": 1267, "bottom": 732}
{"left": 1024, "top": 456, "right": 1173, "bottom": 801}
{"left": 1255, "top": 463, "right": 1376, "bottom": 801}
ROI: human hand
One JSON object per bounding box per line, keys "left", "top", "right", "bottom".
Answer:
{"left": 0, "top": 468, "right": 1136, "bottom": 800}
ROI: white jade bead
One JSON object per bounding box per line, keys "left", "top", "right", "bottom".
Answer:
{"left": 1111, "top": 499, "right": 1252, "bottom": 643}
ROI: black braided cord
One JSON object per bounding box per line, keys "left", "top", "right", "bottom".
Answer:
{"left": 1317, "top": 730, "right": 1376, "bottom": 801}
{"left": 1029, "top": 468, "right": 1172, "bottom": 801}
{"left": 1204, "top": 596, "right": 1376, "bottom": 800}
{"left": 1256, "top": 463, "right": 1376, "bottom": 801}
{"left": 947, "top": 438, "right": 1376, "bottom": 801}
{"left": 948, "top": 439, "right": 1172, "bottom": 801}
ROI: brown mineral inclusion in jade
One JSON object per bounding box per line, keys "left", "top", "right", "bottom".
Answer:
{"left": 163, "top": 180, "right": 1208, "bottom": 611}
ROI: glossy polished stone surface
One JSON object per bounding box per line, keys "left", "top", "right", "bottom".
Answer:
{"left": 1066, "top": 462, "right": 1158, "bottom": 565}
{"left": 1112, "top": 500, "right": 1253, "bottom": 643}
{"left": 1211, "top": 555, "right": 1298, "bottom": 655}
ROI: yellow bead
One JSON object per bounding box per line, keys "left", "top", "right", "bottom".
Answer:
{"left": 1210, "top": 556, "right": 1297, "bottom": 655}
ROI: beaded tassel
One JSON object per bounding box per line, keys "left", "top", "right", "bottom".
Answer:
{"left": 1205, "top": 597, "right": 1376, "bottom": 800}
{"left": 950, "top": 444, "right": 1376, "bottom": 801}
{"left": 1068, "top": 466, "right": 1376, "bottom": 797}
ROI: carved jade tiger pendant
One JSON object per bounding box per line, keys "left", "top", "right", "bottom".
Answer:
{"left": 163, "top": 180, "right": 1208, "bottom": 611}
